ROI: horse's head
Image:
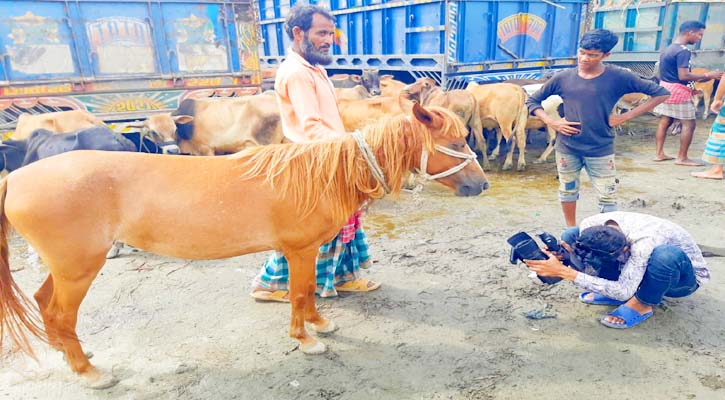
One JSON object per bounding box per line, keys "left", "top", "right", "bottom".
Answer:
{"left": 410, "top": 103, "right": 489, "bottom": 196}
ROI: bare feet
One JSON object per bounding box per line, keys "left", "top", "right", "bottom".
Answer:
{"left": 653, "top": 155, "right": 675, "bottom": 162}
{"left": 675, "top": 159, "right": 705, "bottom": 167}
{"left": 691, "top": 170, "right": 724, "bottom": 180}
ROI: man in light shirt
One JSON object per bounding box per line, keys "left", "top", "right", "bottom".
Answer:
{"left": 524, "top": 212, "right": 709, "bottom": 329}
{"left": 250, "top": 4, "right": 380, "bottom": 302}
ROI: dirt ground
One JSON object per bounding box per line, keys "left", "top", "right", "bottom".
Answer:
{"left": 1, "top": 114, "right": 724, "bottom": 400}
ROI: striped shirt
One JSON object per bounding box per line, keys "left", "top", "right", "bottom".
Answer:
{"left": 574, "top": 212, "right": 710, "bottom": 301}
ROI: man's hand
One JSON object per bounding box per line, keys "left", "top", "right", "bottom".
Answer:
{"left": 705, "top": 71, "right": 724, "bottom": 81}
{"left": 609, "top": 113, "right": 629, "bottom": 128}
{"left": 711, "top": 99, "right": 723, "bottom": 115}
{"left": 524, "top": 250, "right": 578, "bottom": 281}
{"left": 547, "top": 119, "right": 581, "bottom": 136}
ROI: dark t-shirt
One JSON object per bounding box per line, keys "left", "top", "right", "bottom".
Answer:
{"left": 526, "top": 66, "right": 670, "bottom": 157}
{"left": 659, "top": 43, "right": 691, "bottom": 85}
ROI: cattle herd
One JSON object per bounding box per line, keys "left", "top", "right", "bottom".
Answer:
{"left": 1, "top": 67, "right": 718, "bottom": 177}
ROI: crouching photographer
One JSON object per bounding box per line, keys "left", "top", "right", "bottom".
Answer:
{"left": 519, "top": 212, "right": 710, "bottom": 329}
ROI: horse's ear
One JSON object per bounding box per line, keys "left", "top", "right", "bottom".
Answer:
{"left": 412, "top": 103, "right": 442, "bottom": 130}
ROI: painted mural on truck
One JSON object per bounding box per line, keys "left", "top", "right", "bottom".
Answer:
{"left": 6, "top": 11, "right": 74, "bottom": 75}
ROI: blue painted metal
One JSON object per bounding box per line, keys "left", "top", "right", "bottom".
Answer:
{"left": 0, "top": 0, "right": 262, "bottom": 129}
{"left": 257, "top": 0, "right": 590, "bottom": 87}
{"left": 593, "top": 0, "right": 724, "bottom": 71}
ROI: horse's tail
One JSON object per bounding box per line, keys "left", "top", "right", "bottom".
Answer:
{"left": 0, "top": 177, "right": 47, "bottom": 358}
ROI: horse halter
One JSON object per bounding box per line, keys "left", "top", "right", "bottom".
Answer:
{"left": 351, "top": 130, "right": 479, "bottom": 195}
{"left": 416, "top": 144, "right": 478, "bottom": 181}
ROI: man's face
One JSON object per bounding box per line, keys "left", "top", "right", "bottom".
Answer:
{"left": 301, "top": 14, "right": 335, "bottom": 65}
{"left": 684, "top": 29, "right": 705, "bottom": 45}
{"left": 577, "top": 48, "right": 609, "bottom": 69}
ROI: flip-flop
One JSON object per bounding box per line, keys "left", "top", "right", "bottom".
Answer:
{"left": 652, "top": 156, "right": 675, "bottom": 162}
{"left": 600, "top": 304, "right": 653, "bottom": 329}
{"left": 250, "top": 290, "right": 290, "bottom": 303}
{"left": 335, "top": 278, "right": 381, "bottom": 292}
{"left": 690, "top": 171, "right": 723, "bottom": 180}
{"left": 579, "top": 291, "right": 626, "bottom": 306}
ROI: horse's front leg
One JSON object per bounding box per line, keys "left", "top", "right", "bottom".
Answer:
{"left": 285, "top": 246, "right": 333, "bottom": 355}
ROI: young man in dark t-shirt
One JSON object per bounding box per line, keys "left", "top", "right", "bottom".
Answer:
{"left": 652, "top": 20, "right": 723, "bottom": 165}
{"left": 526, "top": 30, "right": 670, "bottom": 227}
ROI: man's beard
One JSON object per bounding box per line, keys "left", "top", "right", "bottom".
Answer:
{"left": 302, "top": 35, "right": 333, "bottom": 65}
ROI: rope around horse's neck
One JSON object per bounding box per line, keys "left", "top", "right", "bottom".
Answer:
{"left": 351, "top": 130, "right": 391, "bottom": 195}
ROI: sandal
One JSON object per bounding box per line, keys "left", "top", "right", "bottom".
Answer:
{"left": 600, "top": 304, "right": 653, "bottom": 329}
{"left": 335, "top": 278, "right": 381, "bottom": 292}
{"left": 579, "top": 291, "right": 625, "bottom": 306}
{"left": 250, "top": 290, "right": 290, "bottom": 303}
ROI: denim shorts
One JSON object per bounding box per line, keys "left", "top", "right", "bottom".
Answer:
{"left": 556, "top": 151, "right": 617, "bottom": 212}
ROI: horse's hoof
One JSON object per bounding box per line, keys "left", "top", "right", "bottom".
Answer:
{"left": 299, "top": 340, "right": 327, "bottom": 355}
{"left": 502, "top": 163, "right": 512, "bottom": 171}
{"left": 81, "top": 368, "right": 118, "bottom": 390}
{"left": 517, "top": 164, "right": 527, "bottom": 172}
{"left": 310, "top": 319, "right": 337, "bottom": 334}
{"left": 532, "top": 158, "right": 545, "bottom": 164}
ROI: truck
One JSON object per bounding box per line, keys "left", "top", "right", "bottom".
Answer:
{"left": 258, "top": 0, "right": 591, "bottom": 88}
{"left": 593, "top": 0, "right": 724, "bottom": 76}
{"left": 0, "top": 0, "right": 263, "bottom": 132}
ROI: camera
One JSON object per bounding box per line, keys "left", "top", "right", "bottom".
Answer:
{"left": 506, "top": 231, "right": 570, "bottom": 285}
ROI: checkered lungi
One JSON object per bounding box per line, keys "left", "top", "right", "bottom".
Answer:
{"left": 653, "top": 102, "right": 696, "bottom": 120}
{"left": 250, "top": 226, "right": 372, "bottom": 298}
{"left": 653, "top": 81, "right": 696, "bottom": 120}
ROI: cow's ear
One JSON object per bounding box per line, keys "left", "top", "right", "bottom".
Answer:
{"left": 351, "top": 75, "right": 361, "bottom": 82}
{"left": 173, "top": 115, "right": 194, "bottom": 125}
{"left": 412, "top": 103, "right": 442, "bottom": 130}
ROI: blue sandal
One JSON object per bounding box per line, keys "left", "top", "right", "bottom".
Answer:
{"left": 600, "top": 304, "right": 653, "bottom": 329}
{"left": 579, "top": 291, "right": 626, "bottom": 306}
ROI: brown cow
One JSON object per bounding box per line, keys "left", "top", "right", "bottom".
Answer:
{"left": 337, "top": 96, "right": 404, "bottom": 131}
{"left": 13, "top": 110, "right": 106, "bottom": 140}
{"left": 692, "top": 67, "right": 716, "bottom": 119}
{"left": 335, "top": 85, "right": 373, "bottom": 101}
{"left": 139, "top": 95, "right": 284, "bottom": 156}
{"left": 400, "top": 78, "right": 487, "bottom": 169}
{"left": 466, "top": 82, "right": 529, "bottom": 171}
{"left": 380, "top": 75, "right": 407, "bottom": 97}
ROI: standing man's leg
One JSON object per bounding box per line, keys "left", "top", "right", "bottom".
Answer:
{"left": 556, "top": 152, "right": 583, "bottom": 227}
{"left": 655, "top": 115, "right": 675, "bottom": 161}
{"left": 675, "top": 118, "right": 704, "bottom": 166}
{"left": 583, "top": 154, "right": 618, "bottom": 214}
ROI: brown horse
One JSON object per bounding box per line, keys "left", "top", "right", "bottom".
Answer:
{"left": 0, "top": 103, "right": 488, "bottom": 389}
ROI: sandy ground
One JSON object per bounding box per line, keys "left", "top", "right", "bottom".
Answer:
{"left": 1, "top": 115, "right": 724, "bottom": 400}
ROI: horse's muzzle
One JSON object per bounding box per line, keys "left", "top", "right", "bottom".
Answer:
{"left": 456, "top": 180, "right": 490, "bottom": 197}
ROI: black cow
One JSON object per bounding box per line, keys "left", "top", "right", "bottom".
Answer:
{"left": 0, "top": 127, "right": 136, "bottom": 175}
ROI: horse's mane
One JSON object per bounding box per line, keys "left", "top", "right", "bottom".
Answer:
{"left": 235, "top": 107, "right": 468, "bottom": 226}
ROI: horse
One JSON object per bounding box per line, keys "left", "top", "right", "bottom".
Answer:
{"left": 0, "top": 103, "right": 489, "bottom": 389}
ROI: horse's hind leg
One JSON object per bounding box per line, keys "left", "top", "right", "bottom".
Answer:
{"left": 34, "top": 275, "right": 63, "bottom": 351}
{"left": 285, "top": 246, "right": 332, "bottom": 355}
{"left": 43, "top": 253, "right": 118, "bottom": 389}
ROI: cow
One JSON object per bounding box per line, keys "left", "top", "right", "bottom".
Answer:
{"left": 337, "top": 96, "right": 404, "bottom": 131}
{"left": 1, "top": 127, "right": 136, "bottom": 175}
{"left": 692, "top": 67, "right": 716, "bottom": 120}
{"left": 399, "top": 78, "right": 487, "bottom": 169}
{"left": 137, "top": 94, "right": 284, "bottom": 156}
{"left": 466, "top": 82, "right": 529, "bottom": 171}
{"left": 522, "top": 83, "right": 564, "bottom": 163}
{"left": 335, "top": 85, "right": 373, "bottom": 101}
{"left": 329, "top": 69, "right": 381, "bottom": 96}
{"left": 1, "top": 126, "right": 137, "bottom": 265}
{"left": 13, "top": 110, "right": 106, "bottom": 140}
{"left": 380, "top": 75, "right": 407, "bottom": 97}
